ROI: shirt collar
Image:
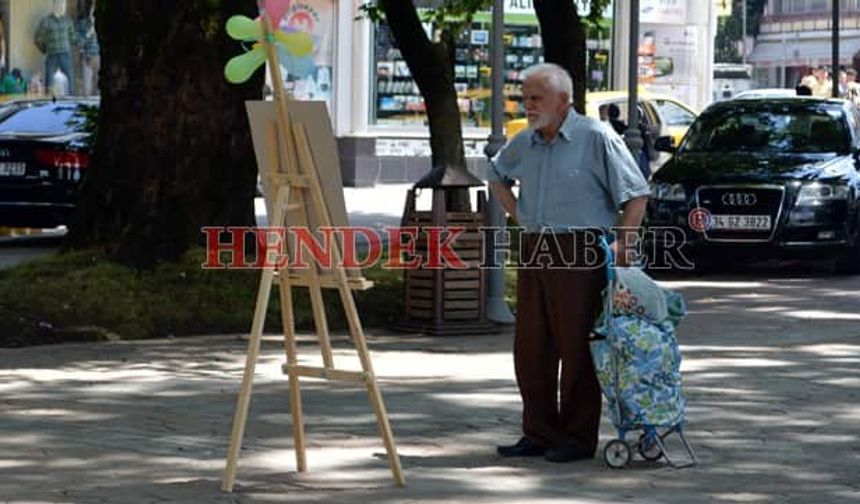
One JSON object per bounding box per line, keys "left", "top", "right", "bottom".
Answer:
{"left": 530, "top": 107, "right": 578, "bottom": 145}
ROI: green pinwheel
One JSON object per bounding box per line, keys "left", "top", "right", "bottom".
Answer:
{"left": 224, "top": 14, "right": 313, "bottom": 84}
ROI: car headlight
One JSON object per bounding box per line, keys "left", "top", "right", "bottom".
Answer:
{"left": 651, "top": 183, "right": 686, "bottom": 202}
{"left": 796, "top": 182, "right": 850, "bottom": 205}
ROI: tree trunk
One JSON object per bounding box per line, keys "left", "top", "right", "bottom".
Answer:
{"left": 67, "top": 0, "right": 263, "bottom": 268}
{"left": 534, "top": 0, "right": 587, "bottom": 114}
{"left": 380, "top": 1, "right": 466, "bottom": 175}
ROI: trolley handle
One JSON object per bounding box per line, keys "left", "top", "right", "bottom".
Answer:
{"left": 598, "top": 234, "right": 616, "bottom": 328}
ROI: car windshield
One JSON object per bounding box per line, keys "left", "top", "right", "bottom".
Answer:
{"left": 654, "top": 100, "right": 695, "bottom": 127}
{"left": 0, "top": 103, "right": 89, "bottom": 136}
{"left": 681, "top": 103, "right": 849, "bottom": 154}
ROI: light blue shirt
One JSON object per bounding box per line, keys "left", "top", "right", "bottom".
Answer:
{"left": 489, "top": 108, "right": 650, "bottom": 231}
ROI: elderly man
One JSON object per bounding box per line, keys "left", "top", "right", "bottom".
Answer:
{"left": 490, "top": 64, "right": 650, "bottom": 463}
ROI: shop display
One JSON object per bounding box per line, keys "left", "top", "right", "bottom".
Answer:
{"left": 34, "top": 0, "right": 76, "bottom": 94}
{"left": 372, "top": 21, "right": 543, "bottom": 126}
{"left": 77, "top": 0, "right": 99, "bottom": 96}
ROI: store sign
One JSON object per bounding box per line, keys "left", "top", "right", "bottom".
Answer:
{"left": 507, "top": 0, "right": 534, "bottom": 15}
{"left": 640, "top": 24, "right": 700, "bottom": 107}
{"left": 641, "top": 0, "right": 687, "bottom": 25}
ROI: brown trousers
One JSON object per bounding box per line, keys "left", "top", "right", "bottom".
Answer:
{"left": 515, "top": 232, "right": 606, "bottom": 455}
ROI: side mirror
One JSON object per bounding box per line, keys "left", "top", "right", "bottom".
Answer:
{"left": 654, "top": 135, "right": 676, "bottom": 153}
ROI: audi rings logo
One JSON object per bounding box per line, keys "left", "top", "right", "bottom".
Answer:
{"left": 721, "top": 192, "right": 757, "bottom": 206}
{"left": 0, "top": 149, "right": 10, "bottom": 158}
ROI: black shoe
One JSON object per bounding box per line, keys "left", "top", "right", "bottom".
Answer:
{"left": 544, "top": 443, "right": 593, "bottom": 463}
{"left": 497, "top": 437, "right": 546, "bottom": 457}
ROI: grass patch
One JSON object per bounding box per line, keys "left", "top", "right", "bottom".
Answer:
{"left": 0, "top": 248, "right": 404, "bottom": 347}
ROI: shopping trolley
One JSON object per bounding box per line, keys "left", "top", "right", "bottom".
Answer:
{"left": 591, "top": 238, "right": 697, "bottom": 469}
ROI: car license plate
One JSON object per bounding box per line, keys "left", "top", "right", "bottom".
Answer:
{"left": 0, "top": 162, "right": 26, "bottom": 177}
{"left": 711, "top": 214, "right": 771, "bottom": 231}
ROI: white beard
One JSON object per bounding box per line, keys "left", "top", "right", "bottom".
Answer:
{"left": 528, "top": 113, "right": 553, "bottom": 130}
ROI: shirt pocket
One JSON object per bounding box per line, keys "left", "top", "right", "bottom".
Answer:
{"left": 552, "top": 165, "right": 581, "bottom": 199}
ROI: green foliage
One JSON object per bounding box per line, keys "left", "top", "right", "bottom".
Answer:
{"left": 359, "top": 0, "right": 492, "bottom": 41}
{"left": 65, "top": 103, "right": 99, "bottom": 151}
{"left": 577, "top": 0, "right": 612, "bottom": 27}
{"left": 715, "top": 0, "right": 768, "bottom": 63}
{"left": 0, "top": 249, "right": 404, "bottom": 347}
{"left": 359, "top": 0, "right": 611, "bottom": 37}
{"left": 715, "top": 17, "right": 741, "bottom": 63}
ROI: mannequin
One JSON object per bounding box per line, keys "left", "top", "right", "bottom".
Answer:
{"left": 35, "top": 0, "right": 77, "bottom": 94}
{"left": 0, "top": 15, "right": 6, "bottom": 77}
{"left": 77, "top": 0, "right": 99, "bottom": 95}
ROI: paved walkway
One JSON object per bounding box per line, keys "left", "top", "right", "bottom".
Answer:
{"left": 1, "top": 267, "right": 859, "bottom": 504}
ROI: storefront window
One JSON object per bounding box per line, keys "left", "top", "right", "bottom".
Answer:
{"left": 371, "top": 13, "right": 613, "bottom": 128}
{"left": 371, "top": 16, "right": 545, "bottom": 129}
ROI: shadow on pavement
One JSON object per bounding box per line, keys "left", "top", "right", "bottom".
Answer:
{"left": 0, "top": 271, "right": 859, "bottom": 503}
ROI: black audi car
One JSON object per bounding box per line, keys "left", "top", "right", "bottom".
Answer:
{"left": 0, "top": 98, "right": 97, "bottom": 228}
{"left": 647, "top": 97, "right": 860, "bottom": 274}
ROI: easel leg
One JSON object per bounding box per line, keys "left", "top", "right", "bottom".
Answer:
{"left": 222, "top": 266, "right": 277, "bottom": 492}
{"left": 339, "top": 286, "right": 406, "bottom": 486}
{"left": 308, "top": 284, "right": 335, "bottom": 367}
{"left": 278, "top": 267, "right": 308, "bottom": 472}
{"left": 288, "top": 124, "right": 405, "bottom": 486}
{"left": 365, "top": 370, "right": 405, "bottom": 486}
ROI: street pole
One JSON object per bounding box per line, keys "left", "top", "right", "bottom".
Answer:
{"left": 833, "top": 0, "right": 840, "bottom": 98}
{"left": 781, "top": 31, "right": 787, "bottom": 89}
{"left": 624, "top": 0, "right": 643, "bottom": 160}
{"left": 742, "top": 0, "right": 747, "bottom": 64}
{"left": 484, "top": 0, "right": 515, "bottom": 324}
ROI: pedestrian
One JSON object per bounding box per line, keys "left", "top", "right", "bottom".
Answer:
{"left": 636, "top": 111, "right": 658, "bottom": 180}
{"left": 845, "top": 68, "right": 860, "bottom": 106}
{"left": 839, "top": 69, "right": 849, "bottom": 98}
{"left": 598, "top": 104, "right": 609, "bottom": 122}
{"left": 800, "top": 65, "right": 832, "bottom": 98}
{"left": 606, "top": 103, "right": 626, "bottom": 135}
{"left": 796, "top": 84, "right": 813, "bottom": 96}
{"left": 489, "top": 63, "right": 651, "bottom": 463}
{"left": 606, "top": 103, "right": 654, "bottom": 180}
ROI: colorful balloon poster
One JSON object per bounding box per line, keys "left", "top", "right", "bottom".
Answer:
{"left": 267, "top": 0, "right": 334, "bottom": 107}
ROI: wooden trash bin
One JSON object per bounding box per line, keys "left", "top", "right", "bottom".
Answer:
{"left": 395, "top": 187, "right": 499, "bottom": 336}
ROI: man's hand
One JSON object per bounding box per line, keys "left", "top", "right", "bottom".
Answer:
{"left": 613, "top": 196, "right": 648, "bottom": 268}
{"left": 489, "top": 181, "right": 518, "bottom": 224}
{"left": 610, "top": 240, "right": 631, "bottom": 267}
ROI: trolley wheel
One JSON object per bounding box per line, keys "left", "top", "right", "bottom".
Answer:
{"left": 638, "top": 433, "right": 663, "bottom": 461}
{"left": 603, "top": 439, "right": 632, "bottom": 469}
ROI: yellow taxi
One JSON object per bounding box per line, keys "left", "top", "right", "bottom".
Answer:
{"left": 584, "top": 91, "right": 697, "bottom": 146}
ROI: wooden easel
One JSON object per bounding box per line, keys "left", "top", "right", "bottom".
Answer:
{"left": 221, "top": 13, "right": 405, "bottom": 491}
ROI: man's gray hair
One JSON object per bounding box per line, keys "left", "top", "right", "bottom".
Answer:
{"left": 521, "top": 63, "right": 573, "bottom": 102}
